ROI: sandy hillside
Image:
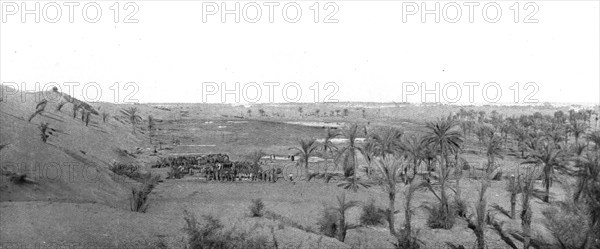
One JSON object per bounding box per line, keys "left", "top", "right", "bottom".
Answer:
{"left": 0, "top": 86, "right": 172, "bottom": 205}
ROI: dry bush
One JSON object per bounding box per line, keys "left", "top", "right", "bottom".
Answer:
{"left": 183, "top": 211, "right": 274, "bottom": 249}
{"left": 359, "top": 198, "right": 386, "bottom": 226}
{"left": 249, "top": 198, "right": 265, "bottom": 217}
{"left": 317, "top": 208, "right": 339, "bottom": 238}
{"left": 424, "top": 202, "right": 456, "bottom": 229}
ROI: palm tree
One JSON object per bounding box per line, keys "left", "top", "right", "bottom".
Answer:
{"left": 72, "top": 102, "right": 80, "bottom": 118}
{"left": 327, "top": 193, "right": 360, "bottom": 242}
{"left": 513, "top": 126, "right": 533, "bottom": 158}
{"left": 485, "top": 135, "right": 504, "bottom": 175}
{"left": 572, "top": 152, "right": 600, "bottom": 203}
{"left": 148, "top": 115, "right": 155, "bottom": 143}
{"left": 470, "top": 178, "right": 490, "bottom": 249}
{"left": 519, "top": 168, "right": 537, "bottom": 249}
{"left": 468, "top": 135, "right": 503, "bottom": 249}
{"left": 370, "top": 127, "right": 403, "bottom": 159}
{"left": 336, "top": 124, "right": 365, "bottom": 191}
{"left": 522, "top": 137, "right": 565, "bottom": 203}
{"left": 421, "top": 143, "right": 437, "bottom": 175}
{"left": 475, "top": 123, "right": 494, "bottom": 146}
{"left": 459, "top": 120, "right": 473, "bottom": 138}
{"left": 80, "top": 108, "right": 86, "bottom": 121}
{"left": 360, "top": 139, "right": 377, "bottom": 178}
{"left": 319, "top": 128, "right": 339, "bottom": 174}
{"left": 401, "top": 134, "right": 425, "bottom": 184}
{"left": 121, "top": 107, "right": 142, "bottom": 133}
{"left": 489, "top": 168, "right": 545, "bottom": 249}
{"left": 84, "top": 111, "right": 91, "bottom": 126}
{"left": 101, "top": 112, "right": 109, "bottom": 123}
{"left": 424, "top": 117, "right": 463, "bottom": 169}
{"left": 373, "top": 157, "right": 419, "bottom": 246}
{"left": 569, "top": 120, "right": 589, "bottom": 145}
{"left": 400, "top": 179, "right": 426, "bottom": 248}
{"left": 574, "top": 152, "right": 600, "bottom": 238}
{"left": 587, "top": 131, "right": 600, "bottom": 150}
{"left": 290, "top": 138, "right": 318, "bottom": 179}
{"left": 423, "top": 118, "right": 463, "bottom": 228}
{"left": 373, "top": 157, "right": 402, "bottom": 238}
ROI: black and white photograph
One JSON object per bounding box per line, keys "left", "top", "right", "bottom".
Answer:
{"left": 0, "top": 0, "right": 599, "bottom": 248}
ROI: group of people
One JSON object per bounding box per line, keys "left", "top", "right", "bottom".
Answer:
{"left": 157, "top": 154, "right": 300, "bottom": 183}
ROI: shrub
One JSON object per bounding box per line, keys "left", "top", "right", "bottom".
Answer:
{"left": 453, "top": 197, "right": 468, "bottom": 219}
{"left": 318, "top": 193, "right": 360, "bottom": 242}
{"left": 183, "top": 211, "right": 273, "bottom": 249}
{"left": 462, "top": 161, "right": 470, "bottom": 170}
{"left": 424, "top": 202, "right": 456, "bottom": 229}
{"left": 110, "top": 162, "right": 139, "bottom": 178}
{"left": 360, "top": 198, "right": 386, "bottom": 226}
{"left": 317, "top": 208, "right": 339, "bottom": 238}
{"left": 249, "top": 198, "right": 265, "bottom": 217}
{"left": 38, "top": 122, "right": 50, "bottom": 142}
{"left": 9, "top": 173, "right": 30, "bottom": 184}
{"left": 130, "top": 175, "right": 160, "bottom": 212}
{"left": 166, "top": 166, "right": 185, "bottom": 179}
{"left": 491, "top": 169, "right": 503, "bottom": 181}
{"left": 394, "top": 229, "right": 423, "bottom": 249}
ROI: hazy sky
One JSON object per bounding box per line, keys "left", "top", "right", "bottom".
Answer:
{"left": 1, "top": 1, "right": 598, "bottom": 105}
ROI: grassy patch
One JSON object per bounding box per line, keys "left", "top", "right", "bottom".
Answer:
{"left": 183, "top": 211, "right": 274, "bottom": 249}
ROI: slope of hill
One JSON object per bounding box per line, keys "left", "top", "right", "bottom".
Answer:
{"left": 0, "top": 86, "right": 168, "bottom": 207}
